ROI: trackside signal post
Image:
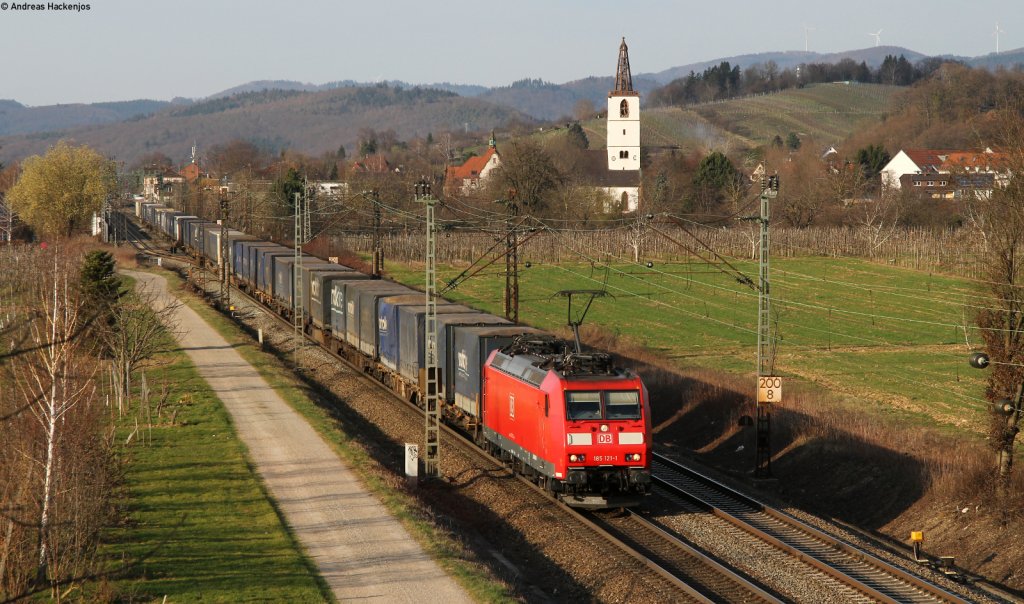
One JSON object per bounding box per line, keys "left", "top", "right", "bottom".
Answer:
{"left": 754, "top": 173, "right": 779, "bottom": 478}
{"left": 415, "top": 178, "right": 441, "bottom": 479}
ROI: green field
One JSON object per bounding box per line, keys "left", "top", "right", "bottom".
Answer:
{"left": 387, "top": 255, "right": 990, "bottom": 433}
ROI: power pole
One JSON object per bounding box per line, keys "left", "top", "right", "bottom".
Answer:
{"left": 415, "top": 177, "right": 441, "bottom": 479}
{"left": 755, "top": 172, "right": 779, "bottom": 478}
{"left": 293, "top": 190, "right": 307, "bottom": 367}
{"left": 502, "top": 194, "right": 520, "bottom": 324}
{"left": 371, "top": 189, "right": 383, "bottom": 278}
{"left": 219, "top": 190, "right": 231, "bottom": 310}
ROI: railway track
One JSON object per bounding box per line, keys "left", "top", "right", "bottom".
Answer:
{"left": 122, "top": 211, "right": 994, "bottom": 602}
{"left": 652, "top": 453, "right": 970, "bottom": 603}
{"left": 586, "top": 508, "right": 784, "bottom": 603}
{"left": 121, "top": 215, "right": 725, "bottom": 601}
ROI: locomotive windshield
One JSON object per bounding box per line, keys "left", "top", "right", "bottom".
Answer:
{"left": 566, "top": 390, "right": 641, "bottom": 421}
{"left": 606, "top": 391, "right": 641, "bottom": 420}
{"left": 566, "top": 392, "right": 602, "bottom": 420}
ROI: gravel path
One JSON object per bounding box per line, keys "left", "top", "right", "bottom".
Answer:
{"left": 126, "top": 270, "right": 471, "bottom": 604}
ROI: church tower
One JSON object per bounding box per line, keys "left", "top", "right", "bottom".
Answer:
{"left": 607, "top": 37, "right": 640, "bottom": 171}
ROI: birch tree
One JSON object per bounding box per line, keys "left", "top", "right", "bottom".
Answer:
{"left": 12, "top": 250, "right": 97, "bottom": 585}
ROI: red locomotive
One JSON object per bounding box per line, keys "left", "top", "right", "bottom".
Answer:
{"left": 481, "top": 335, "right": 651, "bottom": 509}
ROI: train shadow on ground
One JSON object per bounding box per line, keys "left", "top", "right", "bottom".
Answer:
{"left": 609, "top": 352, "right": 928, "bottom": 531}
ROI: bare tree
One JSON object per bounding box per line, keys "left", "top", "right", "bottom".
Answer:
{"left": 852, "top": 189, "right": 902, "bottom": 253}
{"left": 102, "top": 282, "right": 180, "bottom": 414}
{"left": 11, "top": 251, "right": 96, "bottom": 585}
{"left": 974, "top": 112, "right": 1024, "bottom": 494}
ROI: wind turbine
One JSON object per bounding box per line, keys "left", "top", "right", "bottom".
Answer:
{"left": 868, "top": 29, "right": 883, "bottom": 47}
{"left": 803, "top": 24, "right": 815, "bottom": 52}
{"left": 994, "top": 22, "right": 1005, "bottom": 54}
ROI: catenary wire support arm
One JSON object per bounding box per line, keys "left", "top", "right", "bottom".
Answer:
{"left": 439, "top": 217, "right": 542, "bottom": 295}
{"left": 657, "top": 216, "right": 757, "bottom": 290}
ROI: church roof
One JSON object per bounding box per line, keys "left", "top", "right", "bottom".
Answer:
{"left": 610, "top": 37, "right": 638, "bottom": 97}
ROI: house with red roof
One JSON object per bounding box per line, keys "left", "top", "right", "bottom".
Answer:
{"left": 444, "top": 135, "right": 501, "bottom": 197}
{"left": 881, "top": 148, "right": 1009, "bottom": 199}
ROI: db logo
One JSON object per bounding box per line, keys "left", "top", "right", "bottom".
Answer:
{"left": 597, "top": 433, "right": 613, "bottom": 444}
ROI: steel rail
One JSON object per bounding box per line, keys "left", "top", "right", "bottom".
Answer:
{"left": 653, "top": 453, "right": 969, "bottom": 604}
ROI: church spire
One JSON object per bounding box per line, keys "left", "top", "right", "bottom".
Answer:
{"left": 612, "top": 37, "right": 635, "bottom": 95}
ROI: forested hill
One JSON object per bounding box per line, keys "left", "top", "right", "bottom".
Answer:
{"left": 474, "top": 76, "right": 661, "bottom": 120}
{"left": 0, "top": 99, "right": 174, "bottom": 136}
{"left": 0, "top": 85, "right": 530, "bottom": 166}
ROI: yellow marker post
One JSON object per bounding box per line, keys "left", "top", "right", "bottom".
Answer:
{"left": 910, "top": 531, "right": 924, "bottom": 561}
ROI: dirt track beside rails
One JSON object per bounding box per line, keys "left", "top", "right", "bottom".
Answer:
{"left": 126, "top": 270, "right": 471, "bottom": 604}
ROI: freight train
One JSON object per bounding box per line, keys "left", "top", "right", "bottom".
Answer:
{"left": 136, "top": 200, "right": 652, "bottom": 508}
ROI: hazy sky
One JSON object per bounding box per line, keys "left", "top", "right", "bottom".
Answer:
{"left": 1, "top": 0, "right": 1018, "bottom": 106}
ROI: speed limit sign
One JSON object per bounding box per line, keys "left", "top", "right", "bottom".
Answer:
{"left": 757, "top": 376, "right": 782, "bottom": 404}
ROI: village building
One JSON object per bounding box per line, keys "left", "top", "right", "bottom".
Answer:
{"left": 880, "top": 148, "right": 1009, "bottom": 199}
{"left": 443, "top": 134, "right": 501, "bottom": 197}
{"left": 142, "top": 167, "right": 184, "bottom": 201}
{"left": 351, "top": 154, "right": 394, "bottom": 174}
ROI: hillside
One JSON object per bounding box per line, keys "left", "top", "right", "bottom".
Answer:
{"left": 476, "top": 75, "right": 661, "bottom": 120}
{"left": 577, "top": 82, "right": 897, "bottom": 155}
{"left": 0, "top": 98, "right": 174, "bottom": 136}
{"left": 209, "top": 79, "right": 489, "bottom": 100}
{"left": 0, "top": 86, "right": 531, "bottom": 166}
{"left": 645, "top": 46, "right": 927, "bottom": 84}
{"left": 689, "top": 82, "right": 899, "bottom": 147}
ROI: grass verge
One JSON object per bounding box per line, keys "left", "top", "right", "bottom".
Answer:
{"left": 99, "top": 277, "right": 331, "bottom": 602}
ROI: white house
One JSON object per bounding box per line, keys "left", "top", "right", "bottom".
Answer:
{"left": 880, "top": 148, "right": 1009, "bottom": 199}
{"left": 443, "top": 134, "right": 501, "bottom": 197}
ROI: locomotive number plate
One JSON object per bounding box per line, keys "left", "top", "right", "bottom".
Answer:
{"left": 592, "top": 455, "right": 617, "bottom": 462}
{"left": 757, "top": 376, "right": 782, "bottom": 404}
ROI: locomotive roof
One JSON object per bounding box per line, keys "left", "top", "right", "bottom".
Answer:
{"left": 492, "top": 334, "right": 630, "bottom": 384}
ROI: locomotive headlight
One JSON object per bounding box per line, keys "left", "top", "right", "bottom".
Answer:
{"left": 625, "top": 453, "right": 641, "bottom": 462}
{"left": 600, "top": 424, "right": 609, "bottom": 432}
{"left": 569, "top": 454, "right": 586, "bottom": 463}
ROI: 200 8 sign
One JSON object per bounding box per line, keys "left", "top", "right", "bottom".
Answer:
{"left": 757, "top": 376, "right": 782, "bottom": 404}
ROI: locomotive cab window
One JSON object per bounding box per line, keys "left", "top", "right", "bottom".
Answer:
{"left": 606, "top": 391, "right": 641, "bottom": 420}
{"left": 566, "top": 392, "right": 602, "bottom": 420}
{"left": 566, "top": 391, "right": 642, "bottom": 421}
